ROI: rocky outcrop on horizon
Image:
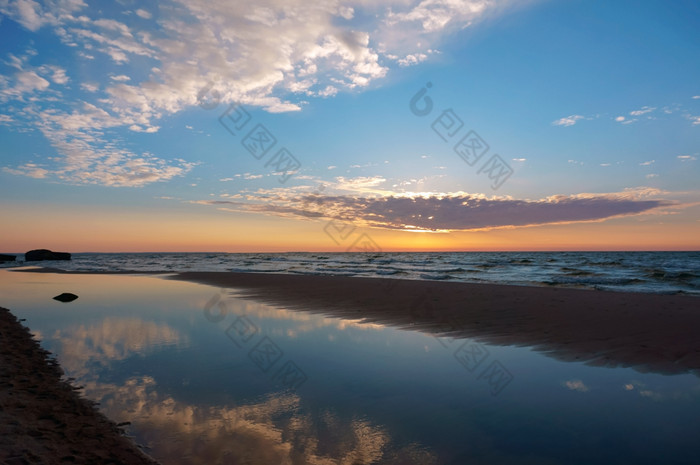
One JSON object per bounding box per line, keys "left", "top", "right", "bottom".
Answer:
{"left": 25, "top": 249, "right": 72, "bottom": 261}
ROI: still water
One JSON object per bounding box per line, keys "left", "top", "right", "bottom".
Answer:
{"left": 1, "top": 270, "right": 699, "bottom": 464}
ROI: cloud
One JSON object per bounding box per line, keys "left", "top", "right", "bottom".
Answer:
{"left": 80, "top": 82, "right": 99, "bottom": 92}
{"left": 40, "top": 64, "right": 69, "bottom": 84}
{"left": 0, "top": 1, "right": 540, "bottom": 188}
{"left": 564, "top": 379, "right": 589, "bottom": 392}
{"left": 3, "top": 70, "right": 49, "bottom": 97}
{"left": 394, "top": 50, "right": 439, "bottom": 67}
{"left": 629, "top": 106, "right": 655, "bottom": 116}
{"left": 552, "top": 115, "right": 585, "bottom": 127}
{"left": 0, "top": 0, "right": 86, "bottom": 31}
{"left": 677, "top": 155, "right": 697, "bottom": 161}
{"left": 639, "top": 160, "right": 654, "bottom": 166}
{"left": 195, "top": 189, "right": 674, "bottom": 232}
{"left": 135, "top": 8, "right": 152, "bottom": 19}
{"left": 615, "top": 116, "right": 625, "bottom": 122}
{"left": 4, "top": 102, "right": 194, "bottom": 187}
{"left": 385, "top": 0, "right": 500, "bottom": 34}
{"left": 686, "top": 115, "right": 700, "bottom": 125}
{"left": 3, "top": 162, "right": 48, "bottom": 178}
{"left": 2, "top": 0, "right": 527, "bottom": 120}
{"left": 692, "top": 95, "right": 699, "bottom": 100}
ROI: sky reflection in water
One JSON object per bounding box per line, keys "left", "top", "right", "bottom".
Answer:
{"left": 1, "top": 270, "right": 699, "bottom": 464}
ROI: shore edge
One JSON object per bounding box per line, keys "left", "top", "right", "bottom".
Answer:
{"left": 0, "top": 306, "right": 160, "bottom": 465}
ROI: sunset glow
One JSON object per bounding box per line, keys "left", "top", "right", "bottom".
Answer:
{"left": 1, "top": 1, "right": 698, "bottom": 252}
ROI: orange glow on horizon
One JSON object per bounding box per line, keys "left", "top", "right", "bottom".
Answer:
{"left": 2, "top": 203, "right": 698, "bottom": 253}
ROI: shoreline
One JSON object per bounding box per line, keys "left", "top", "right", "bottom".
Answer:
{"left": 0, "top": 306, "right": 160, "bottom": 465}
{"left": 168, "top": 271, "right": 700, "bottom": 377}
{"left": 7, "top": 267, "right": 700, "bottom": 377}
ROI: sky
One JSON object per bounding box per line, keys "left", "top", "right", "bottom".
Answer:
{"left": 1, "top": 0, "right": 699, "bottom": 252}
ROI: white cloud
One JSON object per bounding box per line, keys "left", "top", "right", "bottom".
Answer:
{"left": 39, "top": 64, "right": 69, "bottom": 84}
{"left": 0, "top": 114, "right": 14, "bottom": 123}
{"left": 397, "top": 52, "right": 428, "bottom": 67}
{"left": 646, "top": 173, "right": 658, "bottom": 179}
{"left": 15, "top": 70, "right": 49, "bottom": 93}
{"left": 677, "top": 155, "right": 697, "bottom": 161}
{"left": 2, "top": 162, "right": 48, "bottom": 178}
{"left": 0, "top": 0, "right": 536, "bottom": 188}
{"left": 135, "top": 8, "right": 152, "bottom": 19}
{"left": 0, "top": 0, "right": 86, "bottom": 31}
{"left": 80, "top": 82, "right": 99, "bottom": 92}
{"left": 318, "top": 85, "right": 338, "bottom": 97}
{"left": 629, "top": 106, "right": 655, "bottom": 116}
{"left": 334, "top": 175, "right": 389, "bottom": 194}
{"left": 3, "top": 102, "right": 193, "bottom": 187}
{"left": 639, "top": 160, "right": 654, "bottom": 166}
{"left": 386, "top": 0, "right": 489, "bottom": 33}
{"left": 692, "top": 95, "right": 700, "bottom": 99}
{"left": 552, "top": 115, "right": 585, "bottom": 127}
{"left": 615, "top": 116, "right": 625, "bottom": 122}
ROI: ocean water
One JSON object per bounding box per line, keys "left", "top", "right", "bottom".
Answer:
{"left": 2, "top": 251, "right": 699, "bottom": 295}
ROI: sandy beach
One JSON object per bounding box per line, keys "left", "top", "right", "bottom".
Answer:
{"left": 171, "top": 271, "right": 700, "bottom": 376}
{"left": 0, "top": 306, "right": 160, "bottom": 465}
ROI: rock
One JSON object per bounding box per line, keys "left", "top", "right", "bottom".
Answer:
{"left": 53, "top": 293, "right": 79, "bottom": 303}
{"left": 25, "top": 249, "right": 72, "bottom": 261}
{"left": 0, "top": 253, "right": 16, "bottom": 262}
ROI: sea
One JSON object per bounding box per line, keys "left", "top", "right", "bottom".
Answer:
{"left": 2, "top": 251, "right": 699, "bottom": 295}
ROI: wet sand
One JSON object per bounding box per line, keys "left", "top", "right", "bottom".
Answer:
{"left": 0, "top": 306, "right": 159, "bottom": 465}
{"left": 170, "top": 272, "right": 700, "bottom": 376}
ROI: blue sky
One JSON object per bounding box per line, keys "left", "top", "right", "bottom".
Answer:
{"left": 1, "top": 0, "right": 698, "bottom": 251}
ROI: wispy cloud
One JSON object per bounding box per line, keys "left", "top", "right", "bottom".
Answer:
{"left": 135, "top": 8, "right": 152, "bottom": 20}
{"left": 3, "top": 162, "right": 49, "bottom": 179}
{"left": 686, "top": 114, "right": 700, "bottom": 125}
{"left": 629, "top": 106, "right": 655, "bottom": 116}
{"left": 4, "top": 101, "right": 194, "bottom": 187}
{"left": 552, "top": 114, "right": 585, "bottom": 127}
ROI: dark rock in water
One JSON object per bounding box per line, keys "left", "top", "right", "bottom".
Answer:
{"left": 0, "top": 253, "right": 16, "bottom": 262}
{"left": 53, "top": 293, "right": 79, "bottom": 303}
{"left": 25, "top": 249, "right": 72, "bottom": 261}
